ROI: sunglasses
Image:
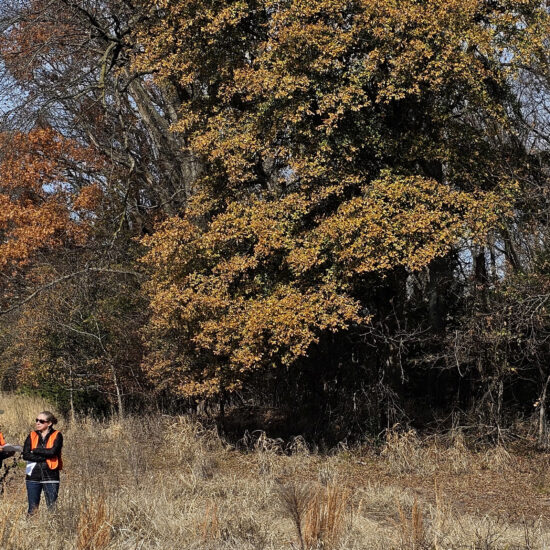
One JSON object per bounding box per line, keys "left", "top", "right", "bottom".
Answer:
{"left": 35, "top": 419, "right": 48, "bottom": 423}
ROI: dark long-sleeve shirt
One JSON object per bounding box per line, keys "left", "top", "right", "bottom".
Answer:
{"left": 22, "top": 430, "right": 63, "bottom": 482}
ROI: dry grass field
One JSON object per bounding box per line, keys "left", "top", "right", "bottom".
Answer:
{"left": 0, "top": 394, "right": 548, "bottom": 549}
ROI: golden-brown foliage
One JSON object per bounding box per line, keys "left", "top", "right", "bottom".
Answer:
{"left": 133, "top": 0, "right": 537, "bottom": 397}
{"left": 142, "top": 173, "right": 510, "bottom": 396}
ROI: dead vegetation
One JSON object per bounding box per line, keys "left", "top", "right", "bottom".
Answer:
{"left": 0, "top": 394, "right": 547, "bottom": 549}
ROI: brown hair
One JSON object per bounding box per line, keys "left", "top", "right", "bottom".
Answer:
{"left": 39, "top": 411, "right": 58, "bottom": 425}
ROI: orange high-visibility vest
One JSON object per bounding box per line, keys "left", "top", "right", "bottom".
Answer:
{"left": 0, "top": 433, "right": 5, "bottom": 446}
{"left": 30, "top": 431, "right": 62, "bottom": 471}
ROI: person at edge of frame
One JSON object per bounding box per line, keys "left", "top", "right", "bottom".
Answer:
{"left": 0, "top": 422, "right": 15, "bottom": 467}
{"left": 22, "top": 411, "right": 63, "bottom": 515}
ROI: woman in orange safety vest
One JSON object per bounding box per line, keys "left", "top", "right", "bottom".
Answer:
{"left": 22, "top": 411, "right": 63, "bottom": 514}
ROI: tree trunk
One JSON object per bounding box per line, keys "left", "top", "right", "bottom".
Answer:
{"left": 110, "top": 361, "right": 124, "bottom": 419}
{"left": 69, "top": 363, "right": 76, "bottom": 425}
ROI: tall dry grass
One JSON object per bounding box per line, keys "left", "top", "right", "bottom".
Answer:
{"left": 76, "top": 492, "right": 112, "bottom": 550}
{"left": 0, "top": 393, "right": 544, "bottom": 548}
{"left": 302, "top": 484, "right": 351, "bottom": 549}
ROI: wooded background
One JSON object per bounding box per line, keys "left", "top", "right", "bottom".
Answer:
{"left": 1, "top": 0, "right": 550, "bottom": 445}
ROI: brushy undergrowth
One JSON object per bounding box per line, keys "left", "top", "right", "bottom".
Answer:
{"left": 0, "top": 393, "right": 547, "bottom": 549}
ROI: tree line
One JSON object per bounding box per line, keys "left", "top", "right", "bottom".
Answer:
{"left": 0, "top": 0, "right": 550, "bottom": 444}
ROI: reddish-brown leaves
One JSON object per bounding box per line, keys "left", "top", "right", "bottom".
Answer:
{"left": 0, "top": 128, "right": 100, "bottom": 272}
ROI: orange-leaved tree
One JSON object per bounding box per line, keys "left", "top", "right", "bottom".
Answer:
{"left": 0, "top": 127, "right": 101, "bottom": 294}
{"left": 135, "top": 0, "right": 536, "bottom": 399}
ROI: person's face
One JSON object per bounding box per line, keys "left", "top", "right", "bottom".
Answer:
{"left": 35, "top": 416, "right": 51, "bottom": 430}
